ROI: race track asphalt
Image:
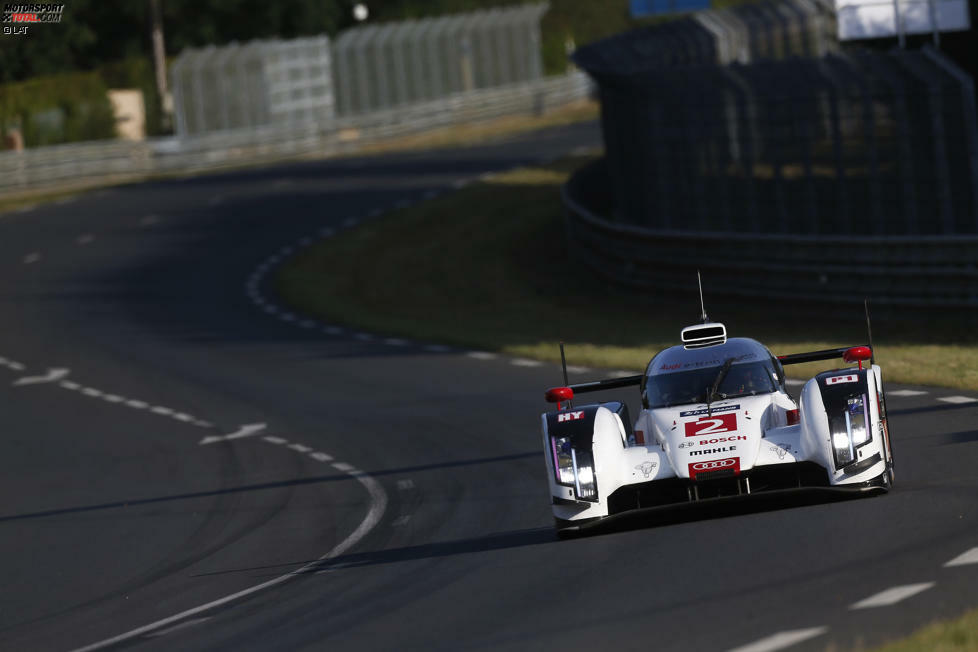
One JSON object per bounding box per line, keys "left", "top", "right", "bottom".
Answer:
{"left": 0, "top": 121, "right": 976, "bottom": 652}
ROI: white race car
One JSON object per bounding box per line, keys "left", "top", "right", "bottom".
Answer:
{"left": 541, "top": 321, "right": 894, "bottom": 534}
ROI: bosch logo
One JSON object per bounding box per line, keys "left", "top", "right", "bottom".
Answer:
{"left": 691, "top": 459, "right": 736, "bottom": 471}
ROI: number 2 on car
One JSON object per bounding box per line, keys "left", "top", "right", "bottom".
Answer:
{"left": 684, "top": 413, "right": 737, "bottom": 437}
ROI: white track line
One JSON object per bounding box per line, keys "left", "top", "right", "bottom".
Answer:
{"left": 70, "top": 470, "right": 387, "bottom": 652}
{"left": 888, "top": 389, "right": 927, "bottom": 397}
{"left": 511, "top": 358, "right": 542, "bottom": 367}
{"left": 849, "top": 582, "right": 935, "bottom": 609}
{"left": 938, "top": 396, "right": 977, "bottom": 404}
{"left": 944, "top": 547, "right": 978, "bottom": 567}
{"left": 466, "top": 351, "right": 496, "bottom": 360}
{"left": 727, "top": 627, "right": 827, "bottom": 652}
{"left": 785, "top": 379, "right": 805, "bottom": 387}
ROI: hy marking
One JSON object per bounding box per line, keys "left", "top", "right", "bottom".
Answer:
{"left": 944, "top": 547, "right": 978, "bottom": 567}
{"left": 849, "top": 583, "right": 935, "bottom": 609}
{"left": 13, "top": 368, "right": 69, "bottom": 386}
{"left": 727, "top": 627, "right": 828, "bottom": 652}
{"left": 199, "top": 423, "right": 267, "bottom": 446}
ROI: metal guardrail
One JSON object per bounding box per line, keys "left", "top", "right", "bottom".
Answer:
{"left": 563, "top": 159, "right": 978, "bottom": 307}
{"left": 0, "top": 72, "right": 591, "bottom": 196}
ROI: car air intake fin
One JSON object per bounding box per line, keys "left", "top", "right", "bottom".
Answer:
{"left": 681, "top": 323, "right": 727, "bottom": 349}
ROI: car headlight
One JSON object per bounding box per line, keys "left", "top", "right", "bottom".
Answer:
{"left": 550, "top": 436, "right": 598, "bottom": 502}
{"left": 831, "top": 395, "right": 871, "bottom": 469}
{"left": 552, "top": 436, "right": 576, "bottom": 485}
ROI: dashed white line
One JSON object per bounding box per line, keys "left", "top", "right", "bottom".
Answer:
{"left": 343, "top": 217, "right": 359, "bottom": 228}
{"left": 60, "top": 380, "right": 81, "bottom": 390}
{"left": 76, "top": 234, "right": 96, "bottom": 245}
{"left": 727, "top": 627, "right": 827, "bottom": 652}
{"left": 511, "top": 358, "right": 543, "bottom": 367}
{"left": 262, "top": 436, "right": 287, "bottom": 445}
{"left": 394, "top": 199, "right": 412, "bottom": 209}
{"left": 849, "top": 582, "right": 935, "bottom": 609}
{"left": 354, "top": 333, "right": 373, "bottom": 341}
{"left": 888, "top": 389, "right": 927, "bottom": 397}
{"left": 208, "top": 195, "right": 223, "bottom": 206}
{"left": 452, "top": 179, "right": 469, "bottom": 189}
{"left": 82, "top": 388, "right": 104, "bottom": 398}
{"left": 279, "top": 313, "right": 296, "bottom": 322}
{"left": 785, "top": 379, "right": 806, "bottom": 387}
{"left": 392, "top": 515, "right": 412, "bottom": 527}
{"left": 310, "top": 452, "right": 333, "bottom": 462}
{"left": 424, "top": 344, "right": 450, "bottom": 353}
{"left": 23, "top": 252, "right": 41, "bottom": 264}
{"left": 332, "top": 462, "right": 355, "bottom": 472}
{"left": 139, "top": 215, "right": 160, "bottom": 226}
{"left": 319, "top": 227, "right": 335, "bottom": 237}
{"left": 944, "top": 547, "right": 978, "bottom": 567}
{"left": 172, "top": 413, "right": 195, "bottom": 422}
{"left": 288, "top": 443, "right": 312, "bottom": 453}
{"left": 6, "top": 361, "right": 25, "bottom": 371}
{"left": 150, "top": 406, "right": 174, "bottom": 415}
{"left": 298, "top": 237, "right": 313, "bottom": 247}
{"left": 279, "top": 246, "right": 293, "bottom": 256}
{"left": 384, "top": 338, "right": 407, "bottom": 346}
{"left": 199, "top": 423, "right": 267, "bottom": 446}
{"left": 13, "top": 368, "right": 70, "bottom": 386}
{"left": 367, "top": 208, "right": 383, "bottom": 218}
{"left": 423, "top": 190, "right": 439, "bottom": 200}
{"left": 102, "top": 394, "right": 125, "bottom": 403}
{"left": 566, "top": 365, "right": 591, "bottom": 374}
{"left": 608, "top": 370, "right": 639, "bottom": 378}
{"left": 397, "top": 479, "right": 415, "bottom": 490}
{"left": 938, "top": 396, "right": 977, "bottom": 404}
{"left": 324, "top": 326, "right": 344, "bottom": 335}
{"left": 126, "top": 400, "right": 149, "bottom": 409}
{"left": 467, "top": 351, "right": 497, "bottom": 360}
{"left": 299, "top": 320, "right": 316, "bottom": 329}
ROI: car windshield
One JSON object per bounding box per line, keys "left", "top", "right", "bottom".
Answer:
{"left": 644, "top": 361, "right": 777, "bottom": 409}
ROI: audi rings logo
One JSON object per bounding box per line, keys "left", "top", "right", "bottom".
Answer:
{"left": 691, "top": 459, "right": 736, "bottom": 471}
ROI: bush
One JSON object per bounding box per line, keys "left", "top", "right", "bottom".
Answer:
{"left": 0, "top": 72, "right": 116, "bottom": 147}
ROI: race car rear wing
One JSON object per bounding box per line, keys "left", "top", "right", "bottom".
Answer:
{"left": 778, "top": 345, "right": 872, "bottom": 366}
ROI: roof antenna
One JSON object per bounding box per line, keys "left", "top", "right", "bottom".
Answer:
{"left": 864, "top": 298, "right": 876, "bottom": 365}
{"left": 697, "top": 270, "right": 709, "bottom": 323}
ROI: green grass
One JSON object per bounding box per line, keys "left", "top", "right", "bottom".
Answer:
{"left": 869, "top": 607, "right": 978, "bottom": 651}
{"left": 275, "top": 156, "right": 978, "bottom": 391}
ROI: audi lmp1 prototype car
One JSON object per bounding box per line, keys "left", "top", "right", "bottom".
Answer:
{"left": 541, "top": 321, "right": 894, "bottom": 534}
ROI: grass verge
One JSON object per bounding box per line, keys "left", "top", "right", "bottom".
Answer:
{"left": 276, "top": 155, "right": 978, "bottom": 391}
{"left": 869, "top": 607, "right": 978, "bottom": 651}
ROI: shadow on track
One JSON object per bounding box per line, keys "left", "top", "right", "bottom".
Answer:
{"left": 0, "top": 450, "right": 539, "bottom": 523}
